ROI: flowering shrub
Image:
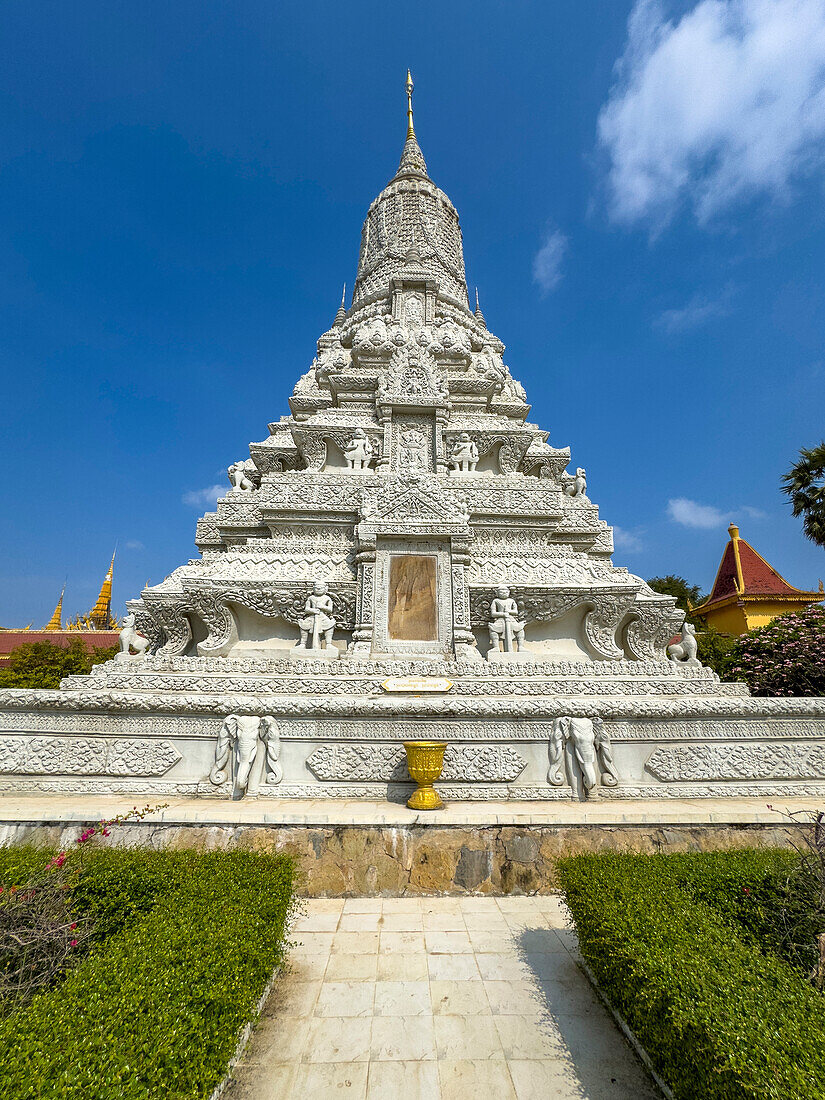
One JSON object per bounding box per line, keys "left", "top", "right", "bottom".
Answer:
{"left": 0, "top": 848, "right": 295, "bottom": 1099}
{"left": 0, "top": 804, "right": 165, "bottom": 1014}
{"left": 729, "top": 605, "right": 825, "bottom": 696}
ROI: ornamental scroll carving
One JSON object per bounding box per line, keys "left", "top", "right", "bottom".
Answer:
{"left": 307, "top": 743, "right": 527, "bottom": 782}
{"left": 583, "top": 594, "right": 637, "bottom": 661}
{"left": 625, "top": 604, "right": 685, "bottom": 662}
{"left": 143, "top": 600, "right": 191, "bottom": 658}
{"left": 646, "top": 743, "right": 825, "bottom": 782}
{"left": 0, "top": 737, "right": 181, "bottom": 776}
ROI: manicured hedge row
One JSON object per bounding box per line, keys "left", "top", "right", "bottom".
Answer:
{"left": 0, "top": 848, "right": 295, "bottom": 1099}
{"left": 559, "top": 851, "right": 825, "bottom": 1100}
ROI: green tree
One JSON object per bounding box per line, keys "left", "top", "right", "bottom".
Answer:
{"left": 0, "top": 640, "right": 118, "bottom": 690}
{"left": 646, "top": 575, "right": 704, "bottom": 621}
{"left": 781, "top": 441, "right": 825, "bottom": 548}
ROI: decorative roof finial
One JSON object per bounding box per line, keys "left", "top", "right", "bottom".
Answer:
{"left": 474, "top": 287, "right": 487, "bottom": 328}
{"left": 333, "top": 283, "right": 347, "bottom": 327}
{"left": 406, "top": 69, "right": 415, "bottom": 140}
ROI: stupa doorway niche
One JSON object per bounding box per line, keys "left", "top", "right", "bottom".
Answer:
{"left": 372, "top": 538, "right": 453, "bottom": 658}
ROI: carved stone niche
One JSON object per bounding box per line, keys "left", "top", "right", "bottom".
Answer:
{"left": 372, "top": 538, "right": 454, "bottom": 659}
{"left": 391, "top": 277, "right": 437, "bottom": 326}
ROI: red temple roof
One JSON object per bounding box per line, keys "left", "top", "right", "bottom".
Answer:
{"left": 695, "top": 524, "right": 821, "bottom": 613}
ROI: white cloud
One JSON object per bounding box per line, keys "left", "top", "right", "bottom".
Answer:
{"left": 613, "top": 525, "right": 645, "bottom": 551}
{"left": 655, "top": 291, "right": 730, "bottom": 332}
{"left": 532, "top": 227, "right": 568, "bottom": 293}
{"left": 182, "top": 484, "right": 225, "bottom": 508}
{"left": 667, "top": 497, "right": 726, "bottom": 528}
{"left": 599, "top": 0, "right": 825, "bottom": 226}
{"left": 667, "top": 498, "right": 770, "bottom": 528}
{"left": 741, "top": 505, "right": 768, "bottom": 520}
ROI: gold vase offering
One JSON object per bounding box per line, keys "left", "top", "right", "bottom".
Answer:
{"left": 403, "top": 740, "right": 447, "bottom": 810}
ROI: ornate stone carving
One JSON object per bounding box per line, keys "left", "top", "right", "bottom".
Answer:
{"left": 307, "top": 743, "right": 526, "bottom": 782}
{"left": 116, "top": 612, "right": 150, "bottom": 662}
{"left": 547, "top": 717, "right": 618, "bottom": 795}
{"left": 448, "top": 433, "right": 479, "bottom": 473}
{"left": 561, "top": 468, "right": 587, "bottom": 498}
{"left": 0, "top": 737, "right": 181, "bottom": 776}
{"left": 667, "top": 622, "right": 700, "bottom": 666}
{"left": 209, "top": 714, "right": 281, "bottom": 798}
{"left": 646, "top": 743, "right": 825, "bottom": 782}
{"left": 4, "top": 91, "right": 825, "bottom": 806}
{"left": 293, "top": 582, "right": 338, "bottom": 656}
{"left": 228, "top": 458, "right": 260, "bottom": 492}
{"left": 487, "top": 586, "right": 526, "bottom": 657}
{"left": 343, "top": 428, "right": 374, "bottom": 471}
{"left": 626, "top": 602, "right": 684, "bottom": 662}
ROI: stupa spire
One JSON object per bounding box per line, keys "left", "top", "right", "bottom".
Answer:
{"left": 474, "top": 288, "right": 487, "bottom": 328}
{"left": 88, "top": 551, "right": 116, "bottom": 629}
{"left": 44, "top": 586, "right": 65, "bottom": 631}
{"left": 333, "top": 283, "right": 347, "bottom": 327}
{"left": 394, "top": 70, "right": 429, "bottom": 180}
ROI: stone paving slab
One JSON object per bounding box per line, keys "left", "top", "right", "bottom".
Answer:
{"left": 222, "top": 896, "right": 661, "bottom": 1100}
{"left": 0, "top": 792, "right": 817, "bottom": 826}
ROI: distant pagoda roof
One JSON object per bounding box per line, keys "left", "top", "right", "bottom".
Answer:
{"left": 693, "top": 523, "right": 823, "bottom": 615}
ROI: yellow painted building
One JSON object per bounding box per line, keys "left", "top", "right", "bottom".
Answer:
{"left": 693, "top": 524, "right": 823, "bottom": 635}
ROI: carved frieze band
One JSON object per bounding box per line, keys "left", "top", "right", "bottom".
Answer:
{"left": 646, "top": 743, "right": 825, "bottom": 782}
{"left": 307, "top": 743, "right": 527, "bottom": 782}
{"left": 0, "top": 737, "right": 182, "bottom": 776}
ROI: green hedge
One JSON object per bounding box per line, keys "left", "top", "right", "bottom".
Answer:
{"left": 559, "top": 851, "right": 825, "bottom": 1100}
{"left": 0, "top": 848, "right": 295, "bottom": 1099}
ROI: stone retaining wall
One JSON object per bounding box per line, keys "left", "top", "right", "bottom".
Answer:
{"left": 2, "top": 820, "right": 805, "bottom": 895}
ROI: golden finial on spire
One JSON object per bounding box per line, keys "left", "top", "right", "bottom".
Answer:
{"left": 406, "top": 69, "right": 415, "bottom": 139}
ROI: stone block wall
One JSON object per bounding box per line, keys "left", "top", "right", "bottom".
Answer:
{"left": 2, "top": 820, "right": 806, "bottom": 896}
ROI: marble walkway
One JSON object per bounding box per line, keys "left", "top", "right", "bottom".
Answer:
{"left": 223, "top": 895, "right": 660, "bottom": 1100}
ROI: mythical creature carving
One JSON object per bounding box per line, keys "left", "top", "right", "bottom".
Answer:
{"left": 209, "top": 714, "right": 281, "bottom": 798}
{"left": 668, "top": 622, "right": 701, "bottom": 667}
{"left": 547, "top": 716, "right": 618, "bottom": 796}
{"left": 117, "top": 613, "right": 150, "bottom": 662}
{"left": 562, "top": 468, "right": 587, "bottom": 498}
{"left": 228, "top": 458, "right": 259, "bottom": 492}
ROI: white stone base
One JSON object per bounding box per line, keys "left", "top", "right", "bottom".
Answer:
{"left": 487, "top": 649, "right": 533, "bottom": 663}
{"left": 289, "top": 646, "right": 341, "bottom": 662}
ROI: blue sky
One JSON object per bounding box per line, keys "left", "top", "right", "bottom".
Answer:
{"left": 1, "top": 0, "right": 824, "bottom": 624}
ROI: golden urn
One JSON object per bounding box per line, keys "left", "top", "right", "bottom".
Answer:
{"left": 403, "top": 741, "right": 447, "bottom": 810}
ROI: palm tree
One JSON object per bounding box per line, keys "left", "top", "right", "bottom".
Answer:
{"left": 781, "top": 442, "right": 825, "bottom": 548}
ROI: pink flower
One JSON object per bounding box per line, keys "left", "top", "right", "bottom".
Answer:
{"left": 69, "top": 939, "right": 78, "bottom": 948}
{"left": 69, "top": 922, "right": 77, "bottom": 930}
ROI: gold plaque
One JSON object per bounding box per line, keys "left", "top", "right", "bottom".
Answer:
{"left": 381, "top": 677, "right": 453, "bottom": 693}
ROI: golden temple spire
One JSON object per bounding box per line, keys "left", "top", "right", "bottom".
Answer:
{"left": 44, "top": 586, "right": 65, "bottom": 631}
{"left": 88, "top": 551, "right": 115, "bottom": 630}
{"left": 406, "top": 69, "right": 415, "bottom": 139}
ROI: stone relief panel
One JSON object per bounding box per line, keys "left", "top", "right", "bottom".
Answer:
{"left": 646, "top": 743, "right": 825, "bottom": 782}
{"left": 0, "top": 737, "right": 181, "bottom": 776}
{"left": 307, "top": 743, "right": 526, "bottom": 782}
